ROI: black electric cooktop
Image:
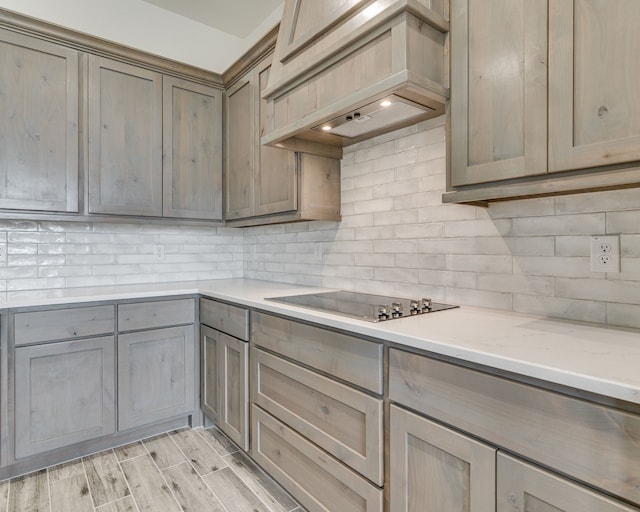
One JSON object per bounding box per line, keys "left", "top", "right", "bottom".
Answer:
{"left": 266, "top": 290, "right": 458, "bottom": 323}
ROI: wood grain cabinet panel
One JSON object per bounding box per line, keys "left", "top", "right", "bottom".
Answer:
{"left": 548, "top": 0, "right": 640, "bottom": 172}
{"left": 217, "top": 333, "right": 248, "bottom": 450}
{"left": 251, "top": 405, "right": 383, "bottom": 512}
{"left": 390, "top": 405, "right": 496, "bottom": 512}
{"left": 14, "top": 336, "right": 116, "bottom": 458}
{"left": 88, "top": 55, "right": 163, "bottom": 216}
{"left": 200, "top": 324, "right": 219, "bottom": 422}
{"left": 389, "top": 348, "right": 640, "bottom": 506}
{"left": 449, "top": 0, "right": 548, "bottom": 186}
{"left": 252, "top": 347, "right": 383, "bottom": 484}
{"left": 251, "top": 311, "right": 383, "bottom": 394}
{"left": 118, "top": 325, "right": 195, "bottom": 430}
{"left": 162, "top": 76, "right": 222, "bottom": 220}
{"left": 0, "top": 29, "right": 79, "bottom": 212}
{"left": 118, "top": 298, "right": 195, "bottom": 332}
{"left": 200, "top": 298, "right": 249, "bottom": 341}
{"left": 497, "top": 453, "right": 638, "bottom": 512}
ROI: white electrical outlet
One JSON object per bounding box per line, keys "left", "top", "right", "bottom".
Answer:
{"left": 153, "top": 245, "right": 165, "bottom": 261}
{"left": 590, "top": 235, "right": 620, "bottom": 273}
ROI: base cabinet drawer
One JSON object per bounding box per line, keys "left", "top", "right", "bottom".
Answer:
{"left": 118, "top": 325, "right": 195, "bottom": 430}
{"left": 252, "top": 347, "right": 383, "bottom": 484}
{"left": 15, "top": 336, "right": 116, "bottom": 458}
{"left": 390, "top": 405, "right": 495, "bottom": 512}
{"left": 497, "top": 453, "right": 639, "bottom": 512}
{"left": 251, "top": 405, "right": 382, "bottom": 512}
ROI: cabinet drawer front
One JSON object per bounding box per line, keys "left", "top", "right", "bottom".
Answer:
{"left": 251, "top": 405, "right": 383, "bottom": 512}
{"left": 251, "top": 311, "right": 383, "bottom": 394}
{"left": 200, "top": 298, "right": 248, "bottom": 340}
{"left": 15, "top": 305, "right": 115, "bottom": 345}
{"left": 118, "top": 298, "right": 195, "bottom": 331}
{"left": 14, "top": 336, "right": 116, "bottom": 458}
{"left": 252, "top": 348, "right": 383, "bottom": 485}
{"left": 389, "top": 348, "right": 640, "bottom": 506}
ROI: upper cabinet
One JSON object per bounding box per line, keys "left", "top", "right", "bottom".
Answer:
{"left": 0, "top": 29, "right": 79, "bottom": 213}
{"left": 88, "top": 56, "right": 164, "bottom": 217}
{"left": 260, "top": 0, "right": 450, "bottom": 159}
{"left": 89, "top": 56, "right": 223, "bottom": 220}
{"left": 163, "top": 76, "right": 223, "bottom": 220}
{"left": 225, "top": 53, "right": 341, "bottom": 226}
{"left": 447, "top": 0, "right": 640, "bottom": 204}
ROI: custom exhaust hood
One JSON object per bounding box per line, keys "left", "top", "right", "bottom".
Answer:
{"left": 261, "top": 0, "right": 450, "bottom": 159}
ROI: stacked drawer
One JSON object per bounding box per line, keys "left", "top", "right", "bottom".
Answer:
{"left": 250, "top": 311, "right": 384, "bottom": 512}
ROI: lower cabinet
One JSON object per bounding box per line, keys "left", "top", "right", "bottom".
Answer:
{"left": 200, "top": 298, "right": 249, "bottom": 450}
{"left": 497, "top": 453, "right": 638, "bottom": 512}
{"left": 118, "top": 325, "right": 195, "bottom": 430}
{"left": 389, "top": 405, "right": 495, "bottom": 512}
{"left": 14, "top": 336, "right": 116, "bottom": 458}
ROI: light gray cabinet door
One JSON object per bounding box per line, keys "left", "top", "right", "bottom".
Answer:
{"left": 118, "top": 325, "right": 195, "bottom": 430}
{"left": 224, "top": 74, "right": 254, "bottom": 220}
{"left": 255, "top": 58, "right": 297, "bottom": 216}
{"left": 200, "top": 324, "right": 218, "bottom": 422}
{"left": 163, "top": 76, "right": 223, "bottom": 220}
{"left": 0, "top": 29, "right": 79, "bottom": 212}
{"left": 217, "top": 333, "right": 248, "bottom": 450}
{"left": 450, "top": 0, "right": 548, "bottom": 186}
{"left": 548, "top": 0, "right": 640, "bottom": 173}
{"left": 389, "top": 405, "right": 496, "bottom": 512}
{"left": 14, "top": 336, "right": 116, "bottom": 458}
{"left": 88, "top": 55, "right": 162, "bottom": 216}
{"left": 497, "top": 453, "right": 638, "bottom": 512}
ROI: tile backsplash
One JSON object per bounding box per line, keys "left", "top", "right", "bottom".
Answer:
{"left": 0, "top": 221, "right": 243, "bottom": 292}
{"left": 1, "top": 117, "right": 639, "bottom": 328}
{"left": 244, "top": 117, "right": 640, "bottom": 329}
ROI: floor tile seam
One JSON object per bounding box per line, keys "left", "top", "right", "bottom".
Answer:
{"left": 142, "top": 438, "right": 186, "bottom": 512}
{"left": 197, "top": 469, "right": 233, "bottom": 512}
{"left": 46, "top": 466, "right": 53, "bottom": 512}
{"left": 167, "top": 429, "right": 229, "bottom": 477}
{"left": 220, "top": 454, "right": 282, "bottom": 512}
{"left": 194, "top": 427, "right": 240, "bottom": 458}
{"left": 111, "top": 451, "right": 142, "bottom": 512}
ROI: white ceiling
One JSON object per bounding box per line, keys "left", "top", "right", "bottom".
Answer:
{"left": 142, "top": 0, "right": 284, "bottom": 38}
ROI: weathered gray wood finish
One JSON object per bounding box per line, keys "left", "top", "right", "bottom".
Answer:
{"left": 251, "top": 405, "right": 383, "bottom": 512}
{"left": 224, "top": 51, "right": 341, "bottom": 226}
{"left": 251, "top": 311, "right": 383, "bottom": 393}
{"left": 14, "top": 336, "right": 116, "bottom": 458}
{"left": 163, "top": 76, "right": 223, "bottom": 220}
{"left": 118, "top": 298, "right": 195, "bottom": 332}
{"left": 200, "top": 297, "right": 249, "bottom": 341}
{"left": 497, "top": 453, "right": 638, "bottom": 512}
{"left": 255, "top": 58, "right": 297, "bottom": 216}
{"left": 389, "top": 404, "right": 496, "bottom": 512}
{"left": 14, "top": 305, "right": 115, "bottom": 345}
{"left": 252, "top": 347, "right": 383, "bottom": 484}
{"left": 261, "top": 0, "right": 449, "bottom": 155}
{"left": 218, "top": 333, "right": 249, "bottom": 450}
{"left": 449, "top": 0, "right": 548, "bottom": 186}
{"left": 200, "top": 324, "right": 219, "bottom": 422}
{"left": 389, "top": 348, "right": 640, "bottom": 506}
{"left": 548, "top": 0, "right": 640, "bottom": 173}
{"left": 88, "top": 55, "right": 163, "bottom": 217}
{"left": 118, "top": 325, "right": 195, "bottom": 430}
{"left": 225, "top": 73, "right": 254, "bottom": 220}
{"left": 0, "top": 29, "right": 79, "bottom": 213}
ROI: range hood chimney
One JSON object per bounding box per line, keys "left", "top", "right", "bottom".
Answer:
{"left": 261, "top": 0, "right": 449, "bottom": 159}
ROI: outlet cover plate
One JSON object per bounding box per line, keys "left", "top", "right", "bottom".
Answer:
{"left": 590, "top": 235, "right": 620, "bottom": 273}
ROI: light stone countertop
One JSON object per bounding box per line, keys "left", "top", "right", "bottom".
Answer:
{"left": 2, "top": 278, "right": 639, "bottom": 406}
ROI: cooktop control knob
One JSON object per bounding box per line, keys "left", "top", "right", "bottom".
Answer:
{"left": 409, "top": 300, "right": 420, "bottom": 315}
{"left": 391, "top": 302, "right": 403, "bottom": 318}
{"left": 378, "top": 305, "right": 390, "bottom": 321}
{"left": 421, "top": 298, "right": 433, "bottom": 312}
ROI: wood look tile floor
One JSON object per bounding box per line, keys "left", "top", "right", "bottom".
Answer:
{"left": 0, "top": 427, "right": 304, "bottom": 512}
